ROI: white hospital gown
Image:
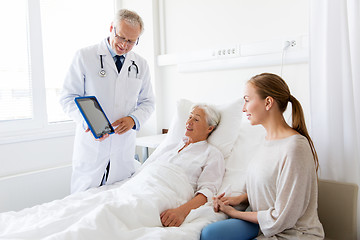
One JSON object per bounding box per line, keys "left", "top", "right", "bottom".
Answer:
{"left": 141, "top": 138, "right": 225, "bottom": 200}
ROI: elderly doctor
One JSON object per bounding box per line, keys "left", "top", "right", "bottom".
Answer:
{"left": 60, "top": 9, "right": 155, "bottom": 193}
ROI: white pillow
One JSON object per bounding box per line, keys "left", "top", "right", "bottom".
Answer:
{"left": 157, "top": 98, "right": 266, "bottom": 199}
{"left": 164, "top": 98, "right": 244, "bottom": 158}
{"left": 217, "top": 121, "right": 265, "bottom": 196}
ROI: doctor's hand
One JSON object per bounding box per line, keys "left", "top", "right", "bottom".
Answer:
{"left": 85, "top": 128, "right": 109, "bottom": 141}
{"left": 112, "top": 116, "right": 135, "bottom": 135}
{"left": 160, "top": 207, "right": 187, "bottom": 227}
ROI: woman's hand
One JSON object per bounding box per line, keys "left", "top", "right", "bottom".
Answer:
{"left": 213, "top": 193, "right": 247, "bottom": 212}
{"left": 220, "top": 195, "right": 243, "bottom": 206}
{"left": 215, "top": 198, "right": 258, "bottom": 223}
{"left": 213, "top": 198, "right": 237, "bottom": 217}
{"left": 213, "top": 192, "right": 225, "bottom": 212}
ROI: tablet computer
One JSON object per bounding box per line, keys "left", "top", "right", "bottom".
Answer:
{"left": 74, "top": 96, "right": 115, "bottom": 139}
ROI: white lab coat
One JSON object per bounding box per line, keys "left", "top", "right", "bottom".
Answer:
{"left": 60, "top": 39, "right": 155, "bottom": 193}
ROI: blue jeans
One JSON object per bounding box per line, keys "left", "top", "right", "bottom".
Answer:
{"left": 200, "top": 218, "right": 259, "bottom": 240}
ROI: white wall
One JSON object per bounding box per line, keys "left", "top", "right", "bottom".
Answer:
{"left": 120, "top": 0, "right": 159, "bottom": 137}
{"left": 0, "top": 0, "right": 310, "bottom": 212}
{"left": 0, "top": 136, "right": 73, "bottom": 177}
{"left": 0, "top": 164, "right": 72, "bottom": 212}
{"left": 0, "top": 135, "right": 74, "bottom": 212}
{"left": 155, "top": 0, "right": 310, "bottom": 132}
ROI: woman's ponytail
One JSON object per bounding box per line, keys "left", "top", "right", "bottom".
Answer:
{"left": 290, "top": 95, "right": 319, "bottom": 173}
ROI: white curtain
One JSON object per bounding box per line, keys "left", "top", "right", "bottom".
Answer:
{"left": 310, "top": 0, "right": 360, "bottom": 237}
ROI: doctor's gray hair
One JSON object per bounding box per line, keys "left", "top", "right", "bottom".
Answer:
{"left": 114, "top": 9, "right": 144, "bottom": 34}
{"left": 191, "top": 104, "right": 221, "bottom": 130}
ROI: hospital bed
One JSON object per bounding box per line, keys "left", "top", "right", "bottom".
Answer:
{"left": 0, "top": 98, "right": 357, "bottom": 239}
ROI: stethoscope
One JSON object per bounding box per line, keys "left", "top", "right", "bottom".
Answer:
{"left": 98, "top": 55, "right": 139, "bottom": 78}
{"left": 98, "top": 55, "right": 107, "bottom": 77}
{"left": 128, "top": 60, "right": 139, "bottom": 78}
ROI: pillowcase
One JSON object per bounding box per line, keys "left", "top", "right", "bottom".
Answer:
{"left": 157, "top": 98, "right": 266, "bottom": 199}
{"left": 164, "top": 98, "right": 244, "bottom": 158}
{"left": 217, "top": 121, "right": 265, "bottom": 196}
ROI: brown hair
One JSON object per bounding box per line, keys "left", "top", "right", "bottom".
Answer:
{"left": 248, "top": 73, "right": 319, "bottom": 172}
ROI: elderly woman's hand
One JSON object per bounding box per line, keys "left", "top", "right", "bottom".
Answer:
{"left": 214, "top": 198, "right": 238, "bottom": 217}
{"left": 160, "top": 207, "right": 187, "bottom": 227}
{"left": 213, "top": 193, "right": 248, "bottom": 213}
{"left": 213, "top": 192, "right": 225, "bottom": 212}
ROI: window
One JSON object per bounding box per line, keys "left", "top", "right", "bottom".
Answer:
{"left": 0, "top": 1, "right": 32, "bottom": 122}
{"left": 40, "top": 0, "right": 114, "bottom": 123}
{"left": 0, "top": 0, "right": 114, "bottom": 140}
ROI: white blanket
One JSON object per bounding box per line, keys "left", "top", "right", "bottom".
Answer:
{"left": 0, "top": 163, "right": 225, "bottom": 240}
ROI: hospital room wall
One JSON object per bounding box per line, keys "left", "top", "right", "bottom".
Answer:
{"left": 152, "top": 0, "right": 311, "bottom": 132}
{"left": 0, "top": 0, "right": 154, "bottom": 213}
{"left": 0, "top": 136, "right": 74, "bottom": 212}
{"left": 0, "top": 0, "right": 310, "bottom": 213}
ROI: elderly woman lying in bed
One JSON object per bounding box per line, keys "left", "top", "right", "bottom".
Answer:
{"left": 141, "top": 103, "right": 224, "bottom": 227}
{"left": 0, "top": 104, "right": 224, "bottom": 240}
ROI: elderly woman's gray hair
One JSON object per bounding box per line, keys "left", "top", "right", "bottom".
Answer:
{"left": 191, "top": 104, "right": 221, "bottom": 130}
{"left": 114, "top": 9, "right": 144, "bottom": 34}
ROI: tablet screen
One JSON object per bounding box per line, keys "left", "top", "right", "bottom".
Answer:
{"left": 75, "top": 96, "right": 114, "bottom": 138}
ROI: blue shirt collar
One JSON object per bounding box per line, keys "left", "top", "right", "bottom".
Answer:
{"left": 105, "top": 37, "right": 126, "bottom": 59}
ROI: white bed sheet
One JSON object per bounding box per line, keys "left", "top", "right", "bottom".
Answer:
{"left": 0, "top": 98, "right": 266, "bottom": 240}
{"left": 0, "top": 162, "right": 225, "bottom": 240}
